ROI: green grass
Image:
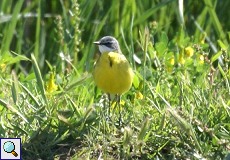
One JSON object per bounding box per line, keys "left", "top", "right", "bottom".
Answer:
{"left": 0, "top": 0, "right": 230, "bottom": 159}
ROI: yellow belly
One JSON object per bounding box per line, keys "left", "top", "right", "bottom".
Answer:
{"left": 93, "top": 52, "right": 134, "bottom": 95}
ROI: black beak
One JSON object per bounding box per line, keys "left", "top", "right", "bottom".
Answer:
{"left": 93, "top": 41, "right": 100, "bottom": 45}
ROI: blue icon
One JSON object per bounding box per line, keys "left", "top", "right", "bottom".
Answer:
{"left": 3, "top": 141, "right": 18, "bottom": 157}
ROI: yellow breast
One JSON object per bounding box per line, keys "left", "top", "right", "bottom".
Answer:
{"left": 93, "top": 52, "right": 134, "bottom": 95}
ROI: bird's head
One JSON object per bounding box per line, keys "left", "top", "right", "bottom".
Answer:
{"left": 94, "top": 36, "right": 121, "bottom": 54}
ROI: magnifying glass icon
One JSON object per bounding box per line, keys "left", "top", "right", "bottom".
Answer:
{"left": 3, "top": 141, "right": 18, "bottom": 157}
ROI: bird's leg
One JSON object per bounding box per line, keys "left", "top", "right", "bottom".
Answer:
{"left": 108, "top": 93, "right": 111, "bottom": 117}
{"left": 102, "top": 94, "right": 107, "bottom": 109}
{"left": 107, "top": 93, "right": 115, "bottom": 122}
{"left": 117, "top": 94, "right": 122, "bottom": 126}
{"left": 101, "top": 94, "right": 108, "bottom": 121}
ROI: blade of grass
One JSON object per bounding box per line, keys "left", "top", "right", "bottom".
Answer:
{"left": 192, "top": 16, "right": 218, "bottom": 53}
{"left": 79, "top": 107, "right": 94, "bottom": 131}
{"left": 134, "top": 0, "right": 176, "bottom": 26}
{"left": 154, "top": 87, "right": 202, "bottom": 152}
{"left": 178, "top": 0, "right": 184, "bottom": 25}
{"left": 203, "top": 0, "right": 227, "bottom": 43}
{"left": 31, "top": 54, "right": 48, "bottom": 105}
{"left": 167, "top": 108, "right": 202, "bottom": 152}
{"left": 19, "top": 82, "right": 41, "bottom": 108}
{"left": 211, "top": 50, "right": 222, "bottom": 63}
{"left": 1, "top": 0, "right": 24, "bottom": 53}
{"left": 138, "top": 117, "right": 150, "bottom": 141}
{"left": 49, "top": 130, "right": 70, "bottom": 146}
{"left": 11, "top": 51, "right": 31, "bottom": 61}
{"left": 218, "top": 64, "right": 230, "bottom": 94}
{"left": 64, "top": 73, "right": 91, "bottom": 92}
{"left": 0, "top": 99, "right": 29, "bottom": 123}
{"left": 11, "top": 71, "right": 20, "bottom": 104}
{"left": 34, "top": 0, "right": 41, "bottom": 59}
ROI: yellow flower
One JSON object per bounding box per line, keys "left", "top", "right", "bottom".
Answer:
{"left": 197, "top": 54, "right": 204, "bottom": 64}
{"left": 0, "top": 63, "right": 7, "bottom": 72}
{"left": 169, "top": 57, "right": 175, "bottom": 65}
{"left": 165, "top": 57, "right": 174, "bottom": 73}
{"left": 200, "top": 33, "right": 206, "bottom": 44}
{"left": 179, "top": 54, "right": 185, "bottom": 65}
{"left": 111, "top": 99, "right": 125, "bottom": 109}
{"left": 46, "top": 72, "right": 58, "bottom": 93}
{"left": 185, "top": 46, "right": 194, "bottom": 58}
{"left": 135, "top": 91, "right": 144, "bottom": 100}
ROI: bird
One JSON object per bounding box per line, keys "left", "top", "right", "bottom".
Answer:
{"left": 93, "top": 36, "right": 134, "bottom": 124}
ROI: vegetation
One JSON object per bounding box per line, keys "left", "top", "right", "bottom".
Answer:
{"left": 0, "top": 0, "right": 229, "bottom": 159}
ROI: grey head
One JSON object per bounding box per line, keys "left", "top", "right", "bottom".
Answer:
{"left": 94, "top": 36, "right": 121, "bottom": 54}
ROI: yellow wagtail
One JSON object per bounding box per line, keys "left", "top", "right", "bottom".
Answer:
{"left": 93, "top": 36, "right": 134, "bottom": 122}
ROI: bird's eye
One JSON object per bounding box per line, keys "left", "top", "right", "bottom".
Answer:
{"left": 103, "top": 42, "right": 112, "bottom": 45}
